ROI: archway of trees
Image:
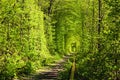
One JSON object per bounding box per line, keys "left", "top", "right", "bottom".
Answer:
{"left": 65, "top": 33, "right": 80, "bottom": 54}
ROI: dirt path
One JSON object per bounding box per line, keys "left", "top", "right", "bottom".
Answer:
{"left": 19, "top": 54, "right": 72, "bottom": 80}
{"left": 34, "top": 54, "right": 72, "bottom": 80}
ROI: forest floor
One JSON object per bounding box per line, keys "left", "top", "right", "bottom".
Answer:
{"left": 18, "top": 54, "right": 73, "bottom": 80}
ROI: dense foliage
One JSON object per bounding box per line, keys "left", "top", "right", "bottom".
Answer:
{"left": 0, "top": 0, "right": 119, "bottom": 80}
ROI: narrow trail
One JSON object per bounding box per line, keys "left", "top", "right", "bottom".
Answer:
{"left": 20, "top": 54, "right": 73, "bottom": 80}
{"left": 34, "top": 54, "right": 72, "bottom": 80}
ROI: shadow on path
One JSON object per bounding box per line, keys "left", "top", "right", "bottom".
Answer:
{"left": 19, "top": 54, "right": 73, "bottom": 80}
{"left": 34, "top": 54, "right": 72, "bottom": 80}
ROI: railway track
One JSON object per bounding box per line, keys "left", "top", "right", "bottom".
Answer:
{"left": 19, "top": 53, "right": 76, "bottom": 80}
{"left": 33, "top": 54, "right": 74, "bottom": 80}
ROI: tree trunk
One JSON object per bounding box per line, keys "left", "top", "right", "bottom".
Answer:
{"left": 98, "top": 0, "right": 101, "bottom": 52}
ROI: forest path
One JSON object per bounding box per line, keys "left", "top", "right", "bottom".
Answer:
{"left": 20, "top": 54, "right": 73, "bottom": 80}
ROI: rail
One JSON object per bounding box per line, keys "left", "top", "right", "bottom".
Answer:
{"left": 69, "top": 53, "right": 76, "bottom": 80}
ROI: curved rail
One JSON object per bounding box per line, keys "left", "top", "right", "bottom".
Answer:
{"left": 69, "top": 53, "right": 76, "bottom": 80}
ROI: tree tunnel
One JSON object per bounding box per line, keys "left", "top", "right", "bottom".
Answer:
{"left": 65, "top": 31, "right": 80, "bottom": 54}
